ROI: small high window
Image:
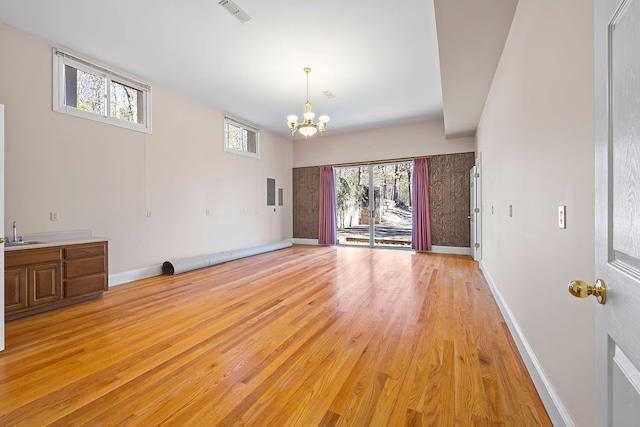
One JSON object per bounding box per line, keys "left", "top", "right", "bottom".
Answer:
{"left": 53, "top": 49, "right": 152, "bottom": 133}
{"left": 224, "top": 116, "right": 259, "bottom": 158}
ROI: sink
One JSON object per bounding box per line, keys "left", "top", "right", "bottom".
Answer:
{"left": 5, "top": 241, "right": 47, "bottom": 247}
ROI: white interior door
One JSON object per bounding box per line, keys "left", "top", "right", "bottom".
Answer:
{"left": 470, "top": 166, "right": 481, "bottom": 261}
{"left": 592, "top": 0, "right": 640, "bottom": 424}
{"left": 0, "top": 105, "right": 5, "bottom": 351}
{"left": 469, "top": 167, "right": 477, "bottom": 259}
{"left": 474, "top": 155, "right": 482, "bottom": 261}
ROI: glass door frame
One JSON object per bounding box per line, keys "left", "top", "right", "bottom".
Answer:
{"left": 335, "top": 161, "right": 413, "bottom": 249}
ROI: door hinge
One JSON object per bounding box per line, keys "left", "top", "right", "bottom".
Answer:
{"left": 474, "top": 243, "right": 480, "bottom": 249}
{"left": 475, "top": 172, "right": 480, "bottom": 178}
{"left": 474, "top": 208, "right": 480, "bottom": 213}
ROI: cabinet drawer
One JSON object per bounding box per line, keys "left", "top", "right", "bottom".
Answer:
{"left": 6, "top": 247, "right": 63, "bottom": 268}
{"left": 65, "top": 256, "right": 106, "bottom": 279}
{"left": 64, "top": 242, "right": 107, "bottom": 260}
{"left": 64, "top": 274, "right": 107, "bottom": 298}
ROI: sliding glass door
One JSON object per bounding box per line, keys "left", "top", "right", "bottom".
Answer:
{"left": 335, "top": 162, "right": 412, "bottom": 248}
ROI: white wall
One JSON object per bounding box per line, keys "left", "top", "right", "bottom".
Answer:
{"left": 476, "top": 0, "right": 595, "bottom": 426}
{"left": 0, "top": 23, "right": 293, "bottom": 277}
{"left": 293, "top": 118, "right": 475, "bottom": 167}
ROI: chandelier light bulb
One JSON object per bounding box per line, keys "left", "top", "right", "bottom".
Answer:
{"left": 299, "top": 125, "right": 318, "bottom": 137}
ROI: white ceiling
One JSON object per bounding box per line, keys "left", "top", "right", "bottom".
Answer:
{"left": 0, "top": 0, "right": 445, "bottom": 139}
{"left": 0, "top": 0, "right": 520, "bottom": 140}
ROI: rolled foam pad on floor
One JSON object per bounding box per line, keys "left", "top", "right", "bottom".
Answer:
{"left": 161, "top": 240, "right": 293, "bottom": 275}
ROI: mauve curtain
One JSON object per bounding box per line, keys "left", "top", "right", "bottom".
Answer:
{"left": 411, "top": 158, "right": 432, "bottom": 251}
{"left": 318, "top": 166, "right": 337, "bottom": 245}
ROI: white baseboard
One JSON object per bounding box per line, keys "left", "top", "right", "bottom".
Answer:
{"left": 479, "top": 261, "right": 574, "bottom": 427}
{"left": 291, "top": 238, "right": 319, "bottom": 245}
{"left": 431, "top": 245, "right": 472, "bottom": 255}
{"left": 109, "top": 265, "right": 162, "bottom": 287}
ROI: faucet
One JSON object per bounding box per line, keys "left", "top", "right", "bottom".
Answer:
{"left": 12, "top": 221, "right": 21, "bottom": 243}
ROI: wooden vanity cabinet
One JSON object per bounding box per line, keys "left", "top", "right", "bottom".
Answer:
{"left": 4, "top": 241, "right": 108, "bottom": 321}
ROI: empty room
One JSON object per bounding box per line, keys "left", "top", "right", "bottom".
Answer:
{"left": 0, "top": 0, "right": 637, "bottom": 426}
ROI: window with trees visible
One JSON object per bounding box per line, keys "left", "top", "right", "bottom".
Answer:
{"left": 53, "top": 49, "right": 152, "bottom": 133}
{"left": 224, "top": 116, "right": 259, "bottom": 158}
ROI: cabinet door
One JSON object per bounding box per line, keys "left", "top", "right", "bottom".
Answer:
{"left": 29, "top": 262, "right": 62, "bottom": 307}
{"left": 5, "top": 267, "right": 27, "bottom": 312}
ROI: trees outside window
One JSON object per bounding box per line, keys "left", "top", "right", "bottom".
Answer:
{"left": 53, "top": 49, "right": 152, "bottom": 133}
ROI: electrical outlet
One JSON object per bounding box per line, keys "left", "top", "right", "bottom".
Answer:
{"left": 146, "top": 210, "right": 152, "bottom": 218}
{"left": 205, "top": 209, "right": 210, "bottom": 216}
{"left": 50, "top": 211, "right": 59, "bottom": 221}
{"left": 559, "top": 205, "right": 566, "bottom": 229}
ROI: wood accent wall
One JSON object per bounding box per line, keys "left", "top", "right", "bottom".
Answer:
{"left": 428, "top": 152, "right": 476, "bottom": 247}
{"left": 292, "top": 152, "right": 475, "bottom": 247}
{"left": 293, "top": 166, "right": 319, "bottom": 239}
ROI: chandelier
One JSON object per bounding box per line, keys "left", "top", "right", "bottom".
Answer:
{"left": 287, "top": 67, "right": 330, "bottom": 137}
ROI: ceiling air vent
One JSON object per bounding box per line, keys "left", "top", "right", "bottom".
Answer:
{"left": 218, "top": 0, "right": 251, "bottom": 23}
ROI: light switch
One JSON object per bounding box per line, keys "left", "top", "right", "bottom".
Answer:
{"left": 509, "top": 205, "right": 513, "bottom": 217}
{"left": 559, "top": 205, "right": 566, "bottom": 229}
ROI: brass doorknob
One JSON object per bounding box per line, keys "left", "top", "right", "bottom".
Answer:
{"left": 0, "top": 237, "right": 4, "bottom": 244}
{"left": 568, "top": 279, "right": 606, "bottom": 304}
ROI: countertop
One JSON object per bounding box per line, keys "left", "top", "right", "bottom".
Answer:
{"left": 5, "top": 237, "right": 108, "bottom": 252}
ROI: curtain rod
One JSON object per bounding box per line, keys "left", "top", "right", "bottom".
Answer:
{"left": 317, "top": 156, "right": 429, "bottom": 169}
{"left": 314, "top": 151, "right": 476, "bottom": 169}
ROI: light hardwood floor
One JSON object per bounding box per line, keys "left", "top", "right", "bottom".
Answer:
{"left": 0, "top": 245, "right": 551, "bottom": 426}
